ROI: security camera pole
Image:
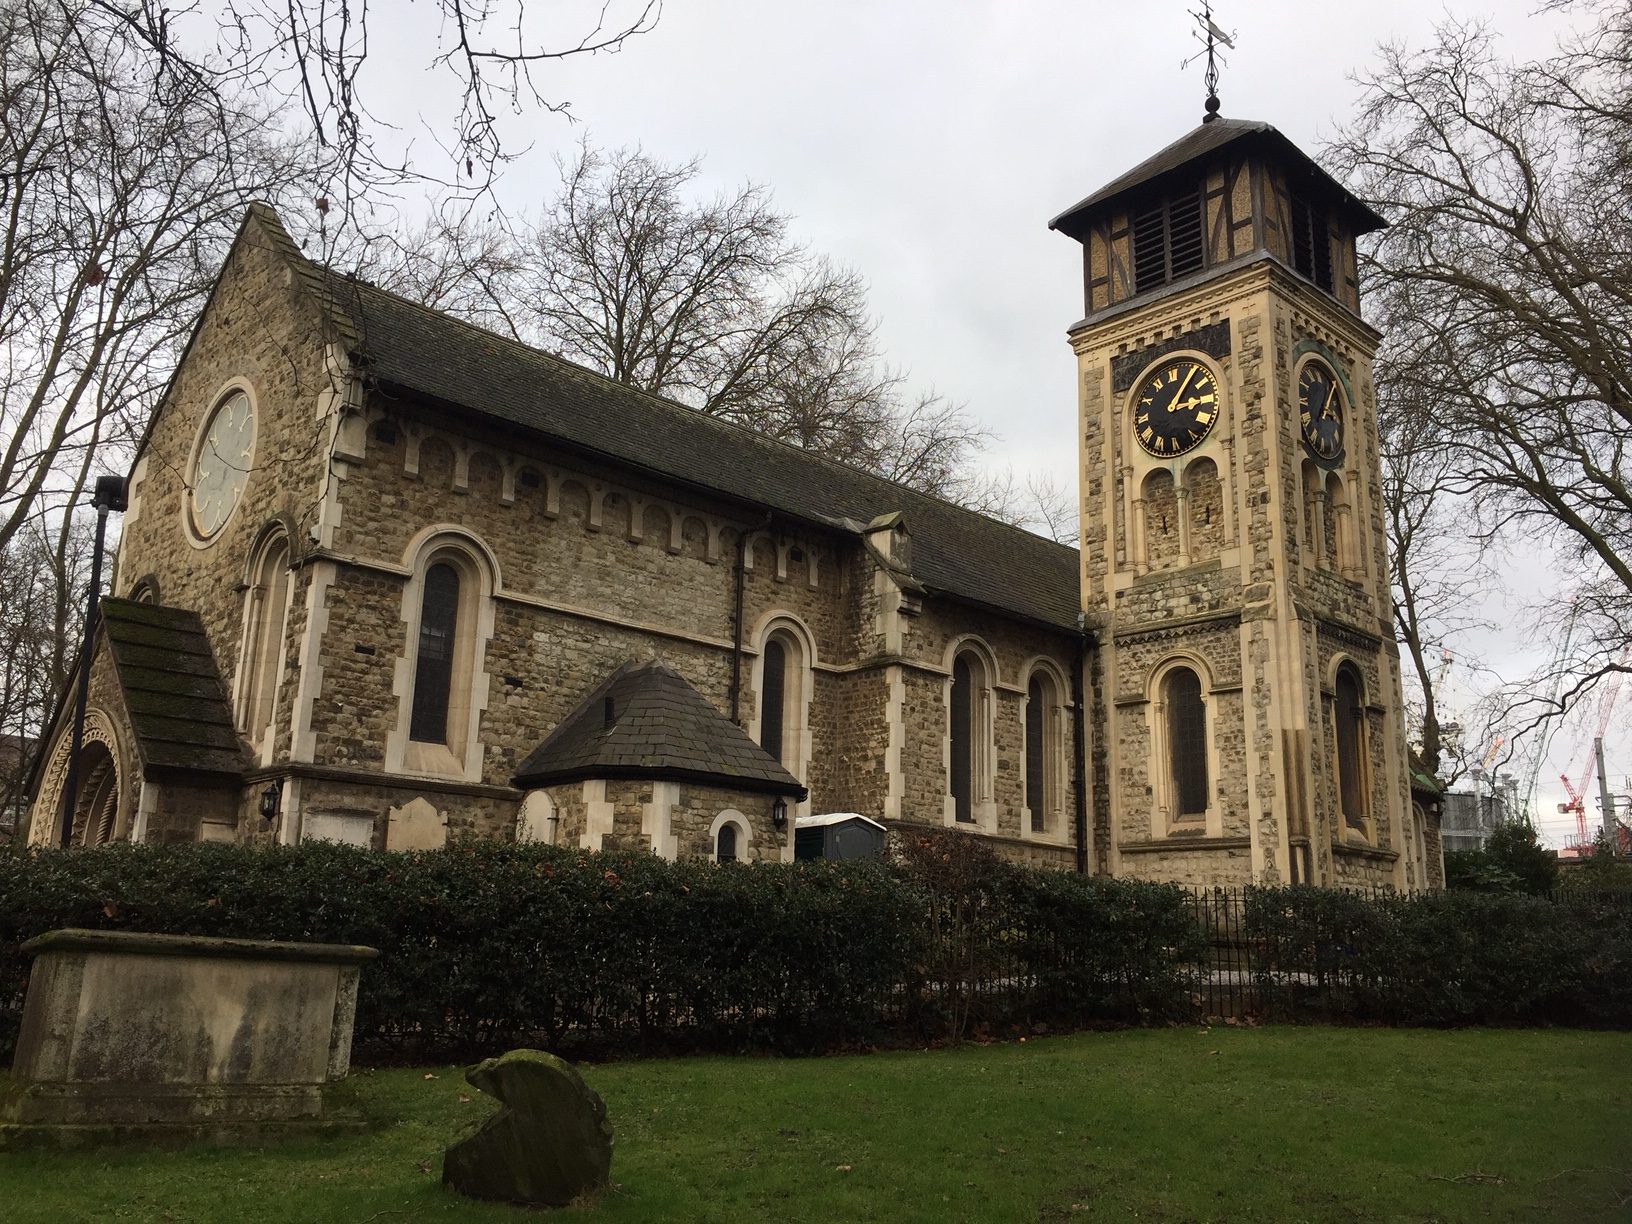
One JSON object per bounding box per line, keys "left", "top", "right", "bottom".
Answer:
{"left": 56, "top": 475, "right": 129, "bottom": 849}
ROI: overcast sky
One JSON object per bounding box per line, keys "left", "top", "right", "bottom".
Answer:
{"left": 334, "top": 0, "right": 1616, "bottom": 845}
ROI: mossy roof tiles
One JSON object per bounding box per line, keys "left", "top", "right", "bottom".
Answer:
{"left": 100, "top": 598, "right": 249, "bottom": 779}
{"left": 512, "top": 660, "right": 806, "bottom": 797}
{"left": 315, "top": 271, "right": 1081, "bottom": 633}
{"left": 1048, "top": 117, "right": 1387, "bottom": 242}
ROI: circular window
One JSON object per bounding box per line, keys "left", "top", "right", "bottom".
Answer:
{"left": 189, "top": 390, "right": 255, "bottom": 538}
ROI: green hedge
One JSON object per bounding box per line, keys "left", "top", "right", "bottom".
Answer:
{"left": 1243, "top": 885, "right": 1632, "bottom": 1026}
{"left": 0, "top": 838, "right": 1200, "bottom": 1063}
{"left": 6, "top": 842, "right": 1625, "bottom": 1066}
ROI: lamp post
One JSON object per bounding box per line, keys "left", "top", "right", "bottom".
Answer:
{"left": 56, "top": 475, "right": 128, "bottom": 849}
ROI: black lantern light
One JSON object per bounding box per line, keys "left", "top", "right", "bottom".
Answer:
{"left": 771, "top": 796, "right": 788, "bottom": 831}
{"left": 258, "top": 781, "right": 282, "bottom": 823}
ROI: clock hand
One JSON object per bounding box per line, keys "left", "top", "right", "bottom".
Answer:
{"left": 1320, "top": 384, "right": 1338, "bottom": 420}
{"left": 1170, "top": 366, "right": 1198, "bottom": 409}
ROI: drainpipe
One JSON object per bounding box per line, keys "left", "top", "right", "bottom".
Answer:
{"left": 728, "top": 512, "right": 774, "bottom": 724}
{"left": 1071, "top": 626, "right": 1094, "bottom": 874}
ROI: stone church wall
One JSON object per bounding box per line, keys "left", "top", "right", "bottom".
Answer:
{"left": 112, "top": 214, "right": 337, "bottom": 717}
{"left": 899, "top": 601, "right": 1080, "bottom": 863}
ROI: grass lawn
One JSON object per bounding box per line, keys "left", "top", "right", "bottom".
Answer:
{"left": 1, "top": 1027, "right": 1628, "bottom": 1222}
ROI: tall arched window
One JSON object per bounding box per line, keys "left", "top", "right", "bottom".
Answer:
{"left": 1164, "top": 667, "right": 1209, "bottom": 821}
{"left": 951, "top": 654, "right": 976, "bottom": 823}
{"left": 391, "top": 535, "right": 496, "bottom": 781}
{"left": 1335, "top": 664, "right": 1369, "bottom": 829}
{"left": 716, "top": 822, "right": 739, "bottom": 863}
{"left": 754, "top": 622, "right": 811, "bottom": 785}
{"left": 760, "top": 636, "right": 787, "bottom": 765}
{"left": 238, "top": 531, "right": 291, "bottom": 749}
{"left": 1025, "top": 669, "right": 1063, "bottom": 835}
{"left": 410, "top": 561, "right": 461, "bottom": 744}
{"left": 947, "top": 647, "right": 993, "bottom": 827}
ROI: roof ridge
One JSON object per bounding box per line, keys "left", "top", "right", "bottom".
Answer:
{"left": 243, "top": 203, "right": 363, "bottom": 349}
{"left": 334, "top": 273, "right": 1076, "bottom": 558}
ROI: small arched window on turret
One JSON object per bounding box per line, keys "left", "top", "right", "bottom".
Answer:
{"left": 1142, "top": 469, "right": 1179, "bottom": 565}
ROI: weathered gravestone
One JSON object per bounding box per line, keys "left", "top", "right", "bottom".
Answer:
{"left": 443, "top": 1049, "right": 614, "bottom": 1206}
{"left": 1, "top": 928, "right": 378, "bottom": 1147}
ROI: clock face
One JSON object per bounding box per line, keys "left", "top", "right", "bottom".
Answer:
{"left": 1298, "top": 360, "right": 1345, "bottom": 462}
{"left": 1132, "top": 359, "right": 1218, "bottom": 457}
{"left": 190, "top": 390, "right": 255, "bottom": 538}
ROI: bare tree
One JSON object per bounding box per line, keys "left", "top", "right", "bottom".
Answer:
{"left": 1329, "top": 3, "right": 1632, "bottom": 727}
{"left": 0, "top": 518, "right": 90, "bottom": 840}
{"left": 1373, "top": 336, "right": 1492, "bottom": 782}
{"left": 84, "top": 0, "right": 660, "bottom": 214}
{"left": 958, "top": 469, "right": 1080, "bottom": 545}
{"left": 405, "top": 143, "right": 995, "bottom": 493}
{"left": 0, "top": 1, "right": 316, "bottom": 559}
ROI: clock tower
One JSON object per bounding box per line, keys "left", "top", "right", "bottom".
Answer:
{"left": 1052, "top": 116, "right": 1426, "bottom": 888}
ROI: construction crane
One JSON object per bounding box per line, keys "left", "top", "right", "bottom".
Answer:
{"left": 1557, "top": 650, "right": 1630, "bottom": 847}
{"left": 1515, "top": 602, "right": 1581, "bottom": 822}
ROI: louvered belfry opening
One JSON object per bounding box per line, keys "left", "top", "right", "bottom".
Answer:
{"left": 1288, "top": 192, "right": 1334, "bottom": 292}
{"left": 1132, "top": 184, "right": 1205, "bottom": 294}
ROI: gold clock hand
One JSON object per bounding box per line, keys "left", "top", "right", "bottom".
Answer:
{"left": 1320, "top": 384, "right": 1338, "bottom": 420}
{"left": 1170, "top": 365, "right": 1197, "bottom": 408}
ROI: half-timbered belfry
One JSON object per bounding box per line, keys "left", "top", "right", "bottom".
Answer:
{"left": 1050, "top": 115, "right": 1433, "bottom": 889}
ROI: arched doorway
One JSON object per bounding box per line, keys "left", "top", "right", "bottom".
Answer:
{"left": 72, "top": 741, "right": 120, "bottom": 845}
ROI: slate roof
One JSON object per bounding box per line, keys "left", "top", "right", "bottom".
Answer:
{"left": 512, "top": 660, "right": 807, "bottom": 797}
{"left": 100, "top": 599, "right": 249, "bottom": 779}
{"left": 1048, "top": 118, "right": 1387, "bottom": 242}
{"left": 305, "top": 253, "right": 1081, "bottom": 633}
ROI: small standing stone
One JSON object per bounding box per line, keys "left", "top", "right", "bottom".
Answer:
{"left": 442, "top": 1050, "right": 613, "bottom": 1206}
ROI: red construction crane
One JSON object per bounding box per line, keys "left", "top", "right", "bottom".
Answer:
{"left": 1557, "top": 654, "right": 1630, "bottom": 847}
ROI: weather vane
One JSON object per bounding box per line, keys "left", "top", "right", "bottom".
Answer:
{"left": 1181, "top": 2, "right": 1237, "bottom": 124}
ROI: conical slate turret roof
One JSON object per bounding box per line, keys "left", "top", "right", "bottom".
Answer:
{"left": 512, "top": 660, "right": 807, "bottom": 797}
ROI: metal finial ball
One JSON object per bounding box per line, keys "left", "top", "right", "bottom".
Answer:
{"left": 1203, "top": 94, "right": 1222, "bottom": 122}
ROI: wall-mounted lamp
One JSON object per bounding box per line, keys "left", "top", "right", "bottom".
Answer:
{"left": 771, "top": 796, "right": 788, "bottom": 831}
{"left": 258, "top": 781, "right": 282, "bottom": 823}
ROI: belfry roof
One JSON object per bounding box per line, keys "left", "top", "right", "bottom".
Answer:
{"left": 512, "top": 659, "right": 808, "bottom": 797}
{"left": 1048, "top": 117, "right": 1387, "bottom": 242}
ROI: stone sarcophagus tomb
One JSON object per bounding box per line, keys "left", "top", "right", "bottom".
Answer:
{"left": 1, "top": 928, "right": 378, "bottom": 1145}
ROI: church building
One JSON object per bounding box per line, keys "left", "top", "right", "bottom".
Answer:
{"left": 24, "top": 112, "right": 1444, "bottom": 890}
